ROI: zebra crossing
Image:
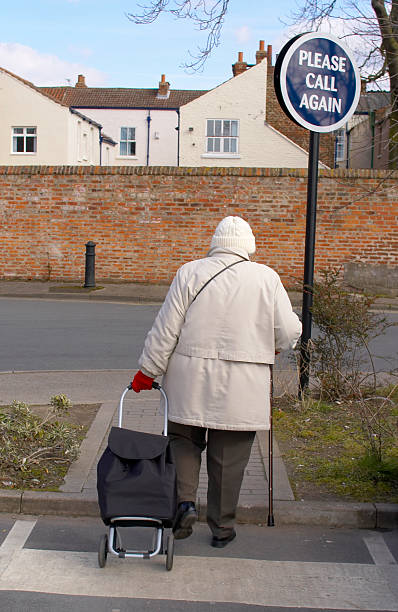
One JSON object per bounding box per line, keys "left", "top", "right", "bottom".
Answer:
{"left": 0, "top": 516, "right": 397, "bottom": 611}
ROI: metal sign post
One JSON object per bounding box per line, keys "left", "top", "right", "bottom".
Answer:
{"left": 300, "top": 131, "right": 320, "bottom": 394}
{"left": 274, "top": 32, "right": 360, "bottom": 395}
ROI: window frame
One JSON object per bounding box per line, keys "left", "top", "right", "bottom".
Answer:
{"left": 205, "top": 119, "right": 239, "bottom": 156}
{"left": 11, "top": 126, "right": 37, "bottom": 155}
{"left": 334, "top": 127, "right": 346, "bottom": 164}
{"left": 119, "top": 126, "right": 137, "bottom": 157}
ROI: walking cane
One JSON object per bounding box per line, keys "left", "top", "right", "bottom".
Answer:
{"left": 267, "top": 364, "right": 275, "bottom": 526}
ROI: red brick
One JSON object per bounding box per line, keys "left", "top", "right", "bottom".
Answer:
{"left": 0, "top": 166, "right": 397, "bottom": 287}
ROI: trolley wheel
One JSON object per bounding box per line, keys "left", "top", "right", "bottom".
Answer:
{"left": 98, "top": 534, "right": 108, "bottom": 568}
{"left": 165, "top": 533, "right": 174, "bottom": 571}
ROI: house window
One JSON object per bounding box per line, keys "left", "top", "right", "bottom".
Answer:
{"left": 206, "top": 120, "right": 239, "bottom": 153}
{"left": 12, "top": 127, "right": 37, "bottom": 153}
{"left": 335, "top": 128, "right": 345, "bottom": 164}
{"left": 120, "top": 127, "right": 136, "bottom": 156}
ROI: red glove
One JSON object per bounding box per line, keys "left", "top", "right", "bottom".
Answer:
{"left": 131, "top": 370, "right": 154, "bottom": 393}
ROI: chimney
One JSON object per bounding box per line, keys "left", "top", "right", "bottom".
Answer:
{"left": 256, "top": 40, "right": 267, "bottom": 64}
{"left": 232, "top": 52, "right": 248, "bottom": 76}
{"left": 157, "top": 74, "right": 170, "bottom": 99}
{"left": 267, "top": 45, "right": 273, "bottom": 66}
{"left": 75, "top": 74, "right": 87, "bottom": 88}
{"left": 361, "top": 78, "right": 367, "bottom": 94}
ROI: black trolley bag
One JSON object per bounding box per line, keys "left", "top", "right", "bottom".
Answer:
{"left": 96, "top": 382, "right": 177, "bottom": 571}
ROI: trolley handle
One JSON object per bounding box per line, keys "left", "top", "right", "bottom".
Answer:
{"left": 118, "top": 382, "right": 168, "bottom": 435}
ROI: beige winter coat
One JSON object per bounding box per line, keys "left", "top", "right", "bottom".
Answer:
{"left": 139, "top": 247, "right": 302, "bottom": 430}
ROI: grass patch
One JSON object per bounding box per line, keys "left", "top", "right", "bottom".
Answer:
{"left": 274, "top": 391, "right": 398, "bottom": 503}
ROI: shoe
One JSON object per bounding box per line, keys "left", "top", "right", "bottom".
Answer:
{"left": 173, "top": 502, "right": 198, "bottom": 540}
{"left": 211, "top": 529, "right": 236, "bottom": 548}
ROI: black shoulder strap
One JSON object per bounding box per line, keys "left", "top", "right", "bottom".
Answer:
{"left": 190, "top": 258, "right": 246, "bottom": 305}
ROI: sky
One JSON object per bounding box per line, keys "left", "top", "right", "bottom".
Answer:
{"left": 0, "top": 0, "right": 300, "bottom": 91}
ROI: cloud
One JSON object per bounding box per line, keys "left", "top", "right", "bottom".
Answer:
{"left": 234, "top": 26, "right": 251, "bottom": 44}
{"left": 0, "top": 42, "right": 108, "bottom": 86}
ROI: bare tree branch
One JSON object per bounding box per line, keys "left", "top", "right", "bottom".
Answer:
{"left": 127, "top": 0, "right": 170, "bottom": 24}
{"left": 126, "top": 0, "right": 230, "bottom": 70}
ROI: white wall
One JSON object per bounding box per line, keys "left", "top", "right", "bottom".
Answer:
{"left": 101, "top": 140, "right": 117, "bottom": 166}
{"left": 179, "top": 59, "right": 309, "bottom": 168}
{"left": 0, "top": 70, "right": 69, "bottom": 165}
{"left": 0, "top": 70, "right": 101, "bottom": 166}
{"left": 76, "top": 108, "right": 179, "bottom": 166}
{"left": 67, "top": 114, "right": 101, "bottom": 165}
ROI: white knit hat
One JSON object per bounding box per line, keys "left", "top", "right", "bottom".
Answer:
{"left": 210, "top": 216, "right": 256, "bottom": 255}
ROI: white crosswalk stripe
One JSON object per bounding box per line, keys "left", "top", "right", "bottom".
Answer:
{"left": 0, "top": 546, "right": 398, "bottom": 610}
{"left": 363, "top": 531, "right": 398, "bottom": 566}
{"left": 1, "top": 519, "right": 398, "bottom": 610}
{"left": 0, "top": 519, "right": 37, "bottom": 576}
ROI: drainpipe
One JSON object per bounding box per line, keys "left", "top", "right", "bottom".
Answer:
{"left": 346, "top": 125, "right": 350, "bottom": 169}
{"left": 370, "top": 110, "right": 375, "bottom": 169}
{"left": 334, "top": 133, "right": 338, "bottom": 168}
{"left": 176, "top": 109, "right": 180, "bottom": 166}
{"left": 146, "top": 110, "right": 151, "bottom": 166}
{"left": 99, "top": 127, "right": 102, "bottom": 166}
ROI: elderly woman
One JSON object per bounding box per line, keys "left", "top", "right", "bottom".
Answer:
{"left": 132, "top": 216, "right": 301, "bottom": 547}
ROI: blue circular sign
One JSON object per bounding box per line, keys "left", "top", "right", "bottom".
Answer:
{"left": 275, "top": 33, "right": 360, "bottom": 133}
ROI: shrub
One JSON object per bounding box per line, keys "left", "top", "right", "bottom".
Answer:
{"left": 308, "top": 269, "right": 394, "bottom": 400}
{"left": 292, "top": 269, "right": 398, "bottom": 465}
{"left": 0, "top": 397, "right": 82, "bottom": 488}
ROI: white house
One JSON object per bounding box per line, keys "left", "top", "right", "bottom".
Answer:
{"left": 1, "top": 41, "right": 326, "bottom": 168}
{"left": 39, "top": 44, "right": 313, "bottom": 168}
{"left": 179, "top": 54, "right": 310, "bottom": 168}
{"left": 0, "top": 67, "right": 114, "bottom": 166}
{"left": 41, "top": 75, "right": 205, "bottom": 167}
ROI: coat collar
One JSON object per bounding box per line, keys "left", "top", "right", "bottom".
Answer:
{"left": 206, "top": 246, "right": 251, "bottom": 261}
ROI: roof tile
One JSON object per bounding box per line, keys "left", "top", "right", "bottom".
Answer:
{"left": 39, "top": 86, "right": 207, "bottom": 109}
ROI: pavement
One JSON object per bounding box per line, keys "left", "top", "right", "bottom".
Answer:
{"left": 0, "top": 279, "right": 398, "bottom": 309}
{"left": 0, "top": 279, "right": 397, "bottom": 530}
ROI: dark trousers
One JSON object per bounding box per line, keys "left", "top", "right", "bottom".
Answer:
{"left": 168, "top": 421, "right": 255, "bottom": 538}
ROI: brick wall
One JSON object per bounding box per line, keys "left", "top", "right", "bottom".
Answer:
{"left": 0, "top": 166, "right": 397, "bottom": 288}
